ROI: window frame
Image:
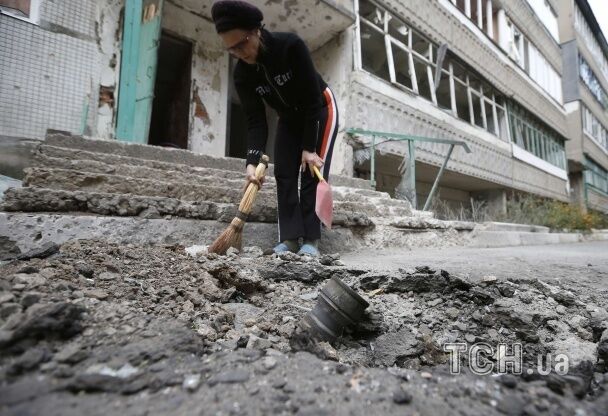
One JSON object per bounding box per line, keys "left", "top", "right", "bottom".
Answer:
{"left": 356, "top": 0, "right": 510, "bottom": 141}
{"left": 508, "top": 101, "right": 566, "bottom": 169}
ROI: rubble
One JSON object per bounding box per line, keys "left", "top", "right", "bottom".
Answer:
{"left": 0, "top": 239, "right": 606, "bottom": 415}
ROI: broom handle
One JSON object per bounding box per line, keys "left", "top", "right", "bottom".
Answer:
{"left": 238, "top": 155, "right": 269, "bottom": 213}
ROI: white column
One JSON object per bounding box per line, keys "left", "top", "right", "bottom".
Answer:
{"left": 497, "top": 8, "right": 509, "bottom": 51}
{"left": 451, "top": 0, "right": 456, "bottom": 4}
{"left": 465, "top": 0, "right": 471, "bottom": 18}
{"left": 486, "top": 0, "right": 494, "bottom": 38}
{"left": 477, "top": 0, "right": 483, "bottom": 28}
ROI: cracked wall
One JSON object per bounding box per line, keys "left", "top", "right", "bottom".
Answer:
{"left": 94, "top": 0, "right": 123, "bottom": 140}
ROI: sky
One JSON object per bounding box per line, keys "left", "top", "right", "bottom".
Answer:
{"left": 587, "top": 0, "right": 608, "bottom": 40}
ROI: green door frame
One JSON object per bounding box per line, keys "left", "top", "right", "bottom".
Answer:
{"left": 116, "top": 0, "right": 164, "bottom": 143}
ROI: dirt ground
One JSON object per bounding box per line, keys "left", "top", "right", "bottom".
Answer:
{"left": 0, "top": 240, "right": 607, "bottom": 415}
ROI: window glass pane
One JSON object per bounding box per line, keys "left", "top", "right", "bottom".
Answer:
{"left": 411, "top": 30, "right": 431, "bottom": 59}
{"left": 436, "top": 69, "right": 451, "bottom": 110}
{"left": 471, "top": 93, "right": 483, "bottom": 128}
{"left": 484, "top": 101, "right": 496, "bottom": 135}
{"left": 391, "top": 42, "right": 413, "bottom": 89}
{"left": 451, "top": 60, "right": 467, "bottom": 83}
{"left": 361, "top": 22, "right": 390, "bottom": 82}
{"left": 468, "top": 75, "right": 481, "bottom": 93}
{"left": 454, "top": 80, "right": 470, "bottom": 123}
{"left": 388, "top": 17, "right": 409, "bottom": 46}
{"left": 412, "top": 55, "right": 432, "bottom": 100}
{"left": 359, "top": 0, "right": 383, "bottom": 27}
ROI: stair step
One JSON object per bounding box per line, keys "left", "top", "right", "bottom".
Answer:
{"left": 36, "top": 145, "right": 267, "bottom": 184}
{"left": 24, "top": 163, "right": 408, "bottom": 210}
{"left": 33, "top": 152, "right": 263, "bottom": 190}
{"left": 2, "top": 187, "right": 274, "bottom": 222}
{"left": 1, "top": 187, "right": 374, "bottom": 228}
{"left": 42, "top": 133, "right": 372, "bottom": 190}
{"left": 23, "top": 167, "right": 277, "bottom": 205}
{"left": 45, "top": 133, "right": 247, "bottom": 173}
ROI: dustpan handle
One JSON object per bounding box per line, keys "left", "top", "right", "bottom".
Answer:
{"left": 312, "top": 165, "right": 325, "bottom": 182}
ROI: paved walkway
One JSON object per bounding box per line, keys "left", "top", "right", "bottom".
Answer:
{"left": 342, "top": 241, "right": 608, "bottom": 293}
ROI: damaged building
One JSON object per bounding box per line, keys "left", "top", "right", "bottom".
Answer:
{"left": 0, "top": 0, "right": 607, "bottom": 214}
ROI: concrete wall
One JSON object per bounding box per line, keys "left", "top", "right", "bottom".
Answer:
{"left": 311, "top": 26, "right": 356, "bottom": 177}
{"left": 587, "top": 187, "right": 608, "bottom": 213}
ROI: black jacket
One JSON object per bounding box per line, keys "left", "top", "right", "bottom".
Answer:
{"left": 234, "top": 30, "right": 328, "bottom": 166}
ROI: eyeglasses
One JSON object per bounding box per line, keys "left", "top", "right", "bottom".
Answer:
{"left": 226, "top": 35, "right": 250, "bottom": 55}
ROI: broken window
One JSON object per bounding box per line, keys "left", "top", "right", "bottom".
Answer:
{"left": 360, "top": 21, "right": 390, "bottom": 83}
{"left": 574, "top": 5, "right": 608, "bottom": 81}
{"left": 411, "top": 31, "right": 431, "bottom": 59}
{"left": 387, "top": 16, "right": 409, "bottom": 47}
{"left": 356, "top": 0, "right": 509, "bottom": 140}
{"left": 580, "top": 56, "right": 608, "bottom": 110}
{"left": 453, "top": 79, "right": 470, "bottom": 122}
{"left": 412, "top": 55, "right": 432, "bottom": 101}
{"left": 505, "top": 18, "right": 562, "bottom": 103}
{"left": 0, "top": 0, "right": 39, "bottom": 23}
{"left": 391, "top": 42, "right": 413, "bottom": 90}
{"left": 508, "top": 102, "right": 566, "bottom": 169}
{"left": 435, "top": 65, "right": 452, "bottom": 111}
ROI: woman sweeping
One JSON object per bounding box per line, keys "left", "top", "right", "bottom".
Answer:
{"left": 212, "top": 1, "right": 339, "bottom": 256}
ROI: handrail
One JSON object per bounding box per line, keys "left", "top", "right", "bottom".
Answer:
{"left": 347, "top": 128, "right": 472, "bottom": 153}
{"left": 346, "top": 128, "right": 473, "bottom": 211}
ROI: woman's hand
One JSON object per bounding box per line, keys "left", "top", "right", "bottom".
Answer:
{"left": 244, "top": 164, "right": 265, "bottom": 192}
{"left": 301, "top": 150, "right": 324, "bottom": 176}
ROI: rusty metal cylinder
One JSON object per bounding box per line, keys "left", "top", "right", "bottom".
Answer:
{"left": 300, "top": 276, "right": 369, "bottom": 343}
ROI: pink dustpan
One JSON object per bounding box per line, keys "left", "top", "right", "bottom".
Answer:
{"left": 312, "top": 166, "right": 333, "bottom": 229}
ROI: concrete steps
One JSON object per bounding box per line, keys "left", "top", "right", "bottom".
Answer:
{"left": 2, "top": 186, "right": 375, "bottom": 228}
{"left": 34, "top": 147, "right": 255, "bottom": 185}
{"left": 22, "top": 167, "right": 412, "bottom": 219}
{"left": 42, "top": 133, "right": 373, "bottom": 189}
{"left": 23, "top": 167, "right": 277, "bottom": 205}
{"left": 4, "top": 132, "right": 478, "bottom": 254}
{"left": 30, "top": 152, "right": 397, "bottom": 204}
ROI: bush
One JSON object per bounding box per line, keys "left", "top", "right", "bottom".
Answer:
{"left": 428, "top": 192, "right": 608, "bottom": 231}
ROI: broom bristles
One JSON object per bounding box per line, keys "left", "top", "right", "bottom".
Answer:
{"left": 209, "top": 155, "right": 269, "bottom": 255}
{"left": 208, "top": 218, "right": 244, "bottom": 255}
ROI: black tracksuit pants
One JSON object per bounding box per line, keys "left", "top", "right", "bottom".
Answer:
{"left": 274, "top": 87, "right": 339, "bottom": 242}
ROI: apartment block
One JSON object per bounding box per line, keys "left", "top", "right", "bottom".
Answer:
{"left": 1, "top": 0, "right": 606, "bottom": 214}
{"left": 557, "top": 0, "right": 608, "bottom": 213}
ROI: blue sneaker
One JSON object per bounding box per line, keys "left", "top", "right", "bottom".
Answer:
{"left": 273, "top": 241, "right": 298, "bottom": 254}
{"left": 297, "top": 243, "right": 320, "bottom": 257}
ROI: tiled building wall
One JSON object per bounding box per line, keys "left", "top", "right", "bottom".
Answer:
{"left": 0, "top": 0, "right": 100, "bottom": 140}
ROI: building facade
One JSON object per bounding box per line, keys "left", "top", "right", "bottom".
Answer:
{"left": 557, "top": 0, "right": 608, "bottom": 214}
{"left": 0, "top": 0, "right": 606, "bottom": 214}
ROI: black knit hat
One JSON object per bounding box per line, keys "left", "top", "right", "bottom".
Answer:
{"left": 211, "top": 1, "right": 264, "bottom": 33}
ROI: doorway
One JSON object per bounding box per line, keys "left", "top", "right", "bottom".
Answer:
{"left": 148, "top": 31, "right": 192, "bottom": 149}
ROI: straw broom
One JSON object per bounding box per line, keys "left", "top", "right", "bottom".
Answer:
{"left": 208, "top": 155, "right": 270, "bottom": 255}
